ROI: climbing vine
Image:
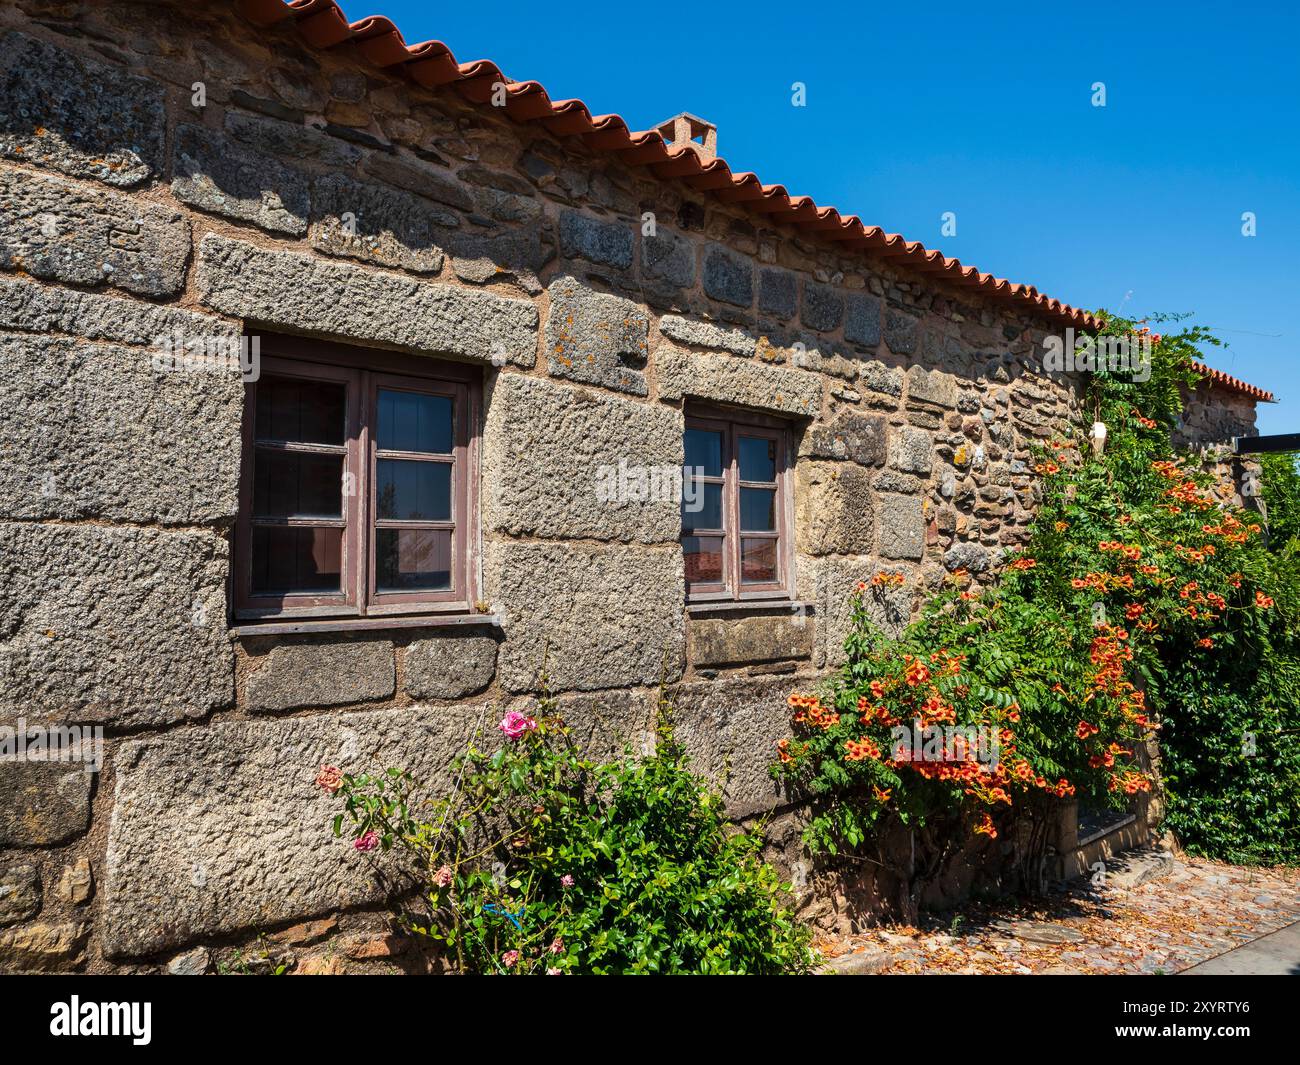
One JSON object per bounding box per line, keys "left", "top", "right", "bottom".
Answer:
{"left": 775, "top": 313, "right": 1300, "bottom": 870}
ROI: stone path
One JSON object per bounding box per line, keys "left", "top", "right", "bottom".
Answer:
{"left": 818, "top": 846, "right": 1300, "bottom": 975}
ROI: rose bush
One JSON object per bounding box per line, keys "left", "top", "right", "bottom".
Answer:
{"left": 328, "top": 691, "right": 813, "bottom": 975}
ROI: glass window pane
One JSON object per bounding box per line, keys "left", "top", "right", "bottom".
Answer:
{"left": 683, "top": 535, "right": 724, "bottom": 585}
{"left": 253, "top": 450, "right": 342, "bottom": 518}
{"left": 681, "top": 481, "right": 723, "bottom": 532}
{"left": 254, "top": 376, "right": 346, "bottom": 446}
{"left": 741, "top": 538, "right": 778, "bottom": 584}
{"left": 251, "top": 526, "right": 342, "bottom": 594}
{"left": 375, "top": 528, "right": 452, "bottom": 591}
{"left": 738, "top": 436, "right": 776, "bottom": 482}
{"left": 377, "top": 390, "right": 453, "bottom": 454}
{"left": 740, "top": 487, "right": 776, "bottom": 531}
{"left": 376, "top": 459, "right": 451, "bottom": 521}
{"left": 684, "top": 428, "right": 723, "bottom": 478}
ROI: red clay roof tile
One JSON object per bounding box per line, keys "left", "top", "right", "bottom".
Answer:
{"left": 1189, "top": 360, "right": 1274, "bottom": 402}
{"left": 229, "top": 0, "right": 1272, "bottom": 402}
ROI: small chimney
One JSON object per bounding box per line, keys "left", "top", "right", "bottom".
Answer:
{"left": 654, "top": 112, "right": 717, "bottom": 162}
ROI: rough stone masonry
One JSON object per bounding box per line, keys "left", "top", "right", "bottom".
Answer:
{"left": 0, "top": 0, "right": 1259, "bottom": 973}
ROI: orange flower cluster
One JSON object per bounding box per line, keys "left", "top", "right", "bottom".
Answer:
{"left": 1034, "top": 461, "right": 1061, "bottom": 475}
{"left": 1008, "top": 557, "right": 1037, "bottom": 571}
{"left": 1088, "top": 742, "right": 1129, "bottom": 769}
{"left": 1201, "top": 516, "right": 1252, "bottom": 545}
{"left": 907, "top": 759, "right": 993, "bottom": 786}
{"left": 1072, "top": 572, "right": 1132, "bottom": 592}
{"left": 918, "top": 695, "right": 956, "bottom": 727}
{"left": 1088, "top": 626, "right": 1135, "bottom": 699}
{"left": 857, "top": 698, "right": 900, "bottom": 727}
{"left": 1256, "top": 591, "right": 1275, "bottom": 609}
{"left": 1174, "top": 543, "right": 1217, "bottom": 564}
{"left": 1098, "top": 541, "right": 1142, "bottom": 561}
{"left": 1108, "top": 769, "right": 1153, "bottom": 796}
{"left": 844, "top": 737, "right": 881, "bottom": 762}
{"left": 871, "top": 571, "right": 907, "bottom": 587}
{"left": 788, "top": 693, "right": 839, "bottom": 730}
{"left": 1164, "top": 480, "right": 1215, "bottom": 511}
{"left": 1177, "top": 580, "right": 1225, "bottom": 621}
{"left": 904, "top": 658, "right": 931, "bottom": 688}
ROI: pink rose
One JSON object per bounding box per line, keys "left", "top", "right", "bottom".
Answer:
{"left": 354, "top": 830, "right": 379, "bottom": 852}
{"left": 502, "top": 950, "right": 520, "bottom": 968}
{"left": 316, "top": 765, "right": 343, "bottom": 792}
{"left": 549, "top": 936, "right": 564, "bottom": 955}
{"left": 433, "top": 864, "right": 453, "bottom": 888}
{"left": 560, "top": 874, "right": 575, "bottom": 889}
{"left": 498, "top": 710, "right": 537, "bottom": 740}
{"left": 546, "top": 967, "right": 561, "bottom": 975}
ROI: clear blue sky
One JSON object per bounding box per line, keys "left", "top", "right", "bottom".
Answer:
{"left": 340, "top": 0, "right": 1297, "bottom": 435}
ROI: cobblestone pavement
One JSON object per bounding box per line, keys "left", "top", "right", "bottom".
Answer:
{"left": 818, "top": 848, "right": 1300, "bottom": 975}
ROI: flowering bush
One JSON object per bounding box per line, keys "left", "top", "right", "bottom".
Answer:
{"left": 776, "top": 313, "right": 1300, "bottom": 870}
{"left": 328, "top": 692, "right": 813, "bottom": 974}
{"left": 775, "top": 573, "right": 1152, "bottom": 866}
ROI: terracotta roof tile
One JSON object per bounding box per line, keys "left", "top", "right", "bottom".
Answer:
{"left": 1189, "top": 360, "right": 1274, "bottom": 402}
{"left": 229, "top": 0, "right": 1273, "bottom": 402}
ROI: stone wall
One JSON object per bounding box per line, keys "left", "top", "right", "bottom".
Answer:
{"left": 0, "top": 0, "right": 1110, "bottom": 972}
{"left": 1176, "top": 380, "right": 1258, "bottom": 449}
{"left": 1174, "top": 381, "right": 1264, "bottom": 514}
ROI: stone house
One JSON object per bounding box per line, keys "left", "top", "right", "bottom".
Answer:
{"left": 0, "top": 0, "right": 1272, "bottom": 972}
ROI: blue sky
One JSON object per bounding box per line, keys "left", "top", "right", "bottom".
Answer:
{"left": 341, "top": 0, "right": 1297, "bottom": 434}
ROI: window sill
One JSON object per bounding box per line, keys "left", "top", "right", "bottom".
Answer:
{"left": 686, "top": 599, "right": 814, "bottom": 618}
{"left": 230, "top": 613, "right": 502, "bottom": 638}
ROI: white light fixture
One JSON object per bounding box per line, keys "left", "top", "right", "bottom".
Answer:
{"left": 1090, "top": 421, "right": 1108, "bottom": 456}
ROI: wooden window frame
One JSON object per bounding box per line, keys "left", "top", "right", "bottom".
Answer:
{"left": 233, "top": 334, "right": 481, "bottom": 622}
{"left": 683, "top": 404, "right": 794, "bottom": 603}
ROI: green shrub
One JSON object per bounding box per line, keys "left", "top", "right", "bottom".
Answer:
{"left": 326, "top": 693, "right": 814, "bottom": 975}
{"left": 775, "top": 313, "right": 1300, "bottom": 868}
{"left": 1260, "top": 452, "right": 1300, "bottom": 550}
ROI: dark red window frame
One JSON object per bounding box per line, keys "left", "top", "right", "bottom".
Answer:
{"left": 233, "top": 334, "right": 480, "bottom": 621}
{"left": 682, "top": 404, "right": 794, "bottom": 602}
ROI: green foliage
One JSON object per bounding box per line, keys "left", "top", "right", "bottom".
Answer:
{"left": 329, "top": 693, "right": 814, "bottom": 975}
{"left": 1052, "top": 312, "right": 1300, "bottom": 864}
{"left": 1260, "top": 452, "right": 1300, "bottom": 550}
{"left": 775, "top": 311, "right": 1300, "bottom": 867}
{"left": 775, "top": 570, "right": 1150, "bottom": 861}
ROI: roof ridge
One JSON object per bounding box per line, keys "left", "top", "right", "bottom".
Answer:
{"left": 229, "top": 0, "right": 1272, "bottom": 401}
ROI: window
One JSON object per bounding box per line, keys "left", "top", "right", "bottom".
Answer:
{"left": 234, "top": 335, "right": 480, "bottom": 620}
{"left": 681, "top": 407, "right": 792, "bottom": 601}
